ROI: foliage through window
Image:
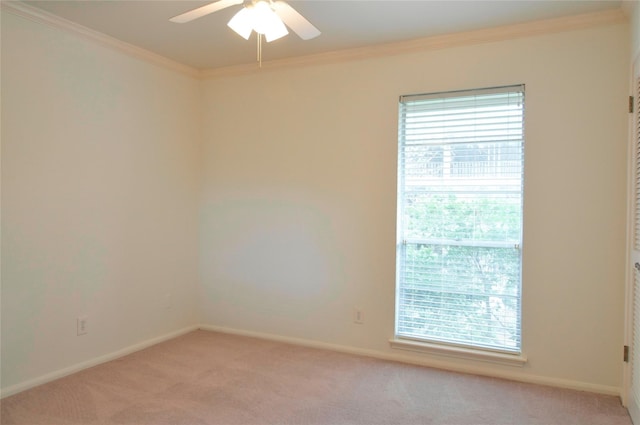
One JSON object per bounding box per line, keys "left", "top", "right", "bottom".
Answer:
{"left": 396, "top": 85, "right": 524, "bottom": 353}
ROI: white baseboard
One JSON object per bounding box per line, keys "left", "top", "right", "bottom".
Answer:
{"left": 0, "top": 325, "right": 199, "bottom": 399}
{"left": 199, "top": 324, "right": 622, "bottom": 397}
{"left": 2, "top": 324, "right": 621, "bottom": 399}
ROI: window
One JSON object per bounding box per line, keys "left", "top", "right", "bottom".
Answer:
{"left": 395, "top": 85, "right": 524, "bottom": 354}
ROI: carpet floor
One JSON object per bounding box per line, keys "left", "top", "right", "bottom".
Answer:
{"left": 0, "top": 330, "right": 633, "bottom": 425}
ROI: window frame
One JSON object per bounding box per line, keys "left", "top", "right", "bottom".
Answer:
{"left": 394, "top": 85, "right": 525, "bottom": 357}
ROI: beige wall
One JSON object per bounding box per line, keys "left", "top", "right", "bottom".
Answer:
{"left": 200, "top": 22, "right": 630, "bottom": 390}
{"left": 1, "top": 12, "right": 202, "bottom": 390}
{"left": 630, "top": 1, "right": 640, "bottom": 63}
{"left": 1, "top": 6, "right": 631, "bottom": 396}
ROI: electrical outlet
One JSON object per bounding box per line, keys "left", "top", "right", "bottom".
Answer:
{"left": 164, "top": 293, "right": 172, "bottom": 310}
{"left": 354, "top": 308, "right": 364, "bottom": 324}
{"left": 77, "top": 316, "right": 88, "bottom": 336}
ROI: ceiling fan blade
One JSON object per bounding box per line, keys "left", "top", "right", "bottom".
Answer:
{"left": 169, "top": 0, "right": 244, "bottom": 23}
{"left": 272, "top": 1, "right": 320, "bottom": 40}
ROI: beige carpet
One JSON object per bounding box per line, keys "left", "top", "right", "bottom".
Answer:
{"left": 0, "top": 330, "right": 632, "bottom": 425}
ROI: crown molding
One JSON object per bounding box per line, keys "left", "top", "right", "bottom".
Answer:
{"left": 1, "top": 1, "right": 627, "bottom": 81}
{"left": 202, "top": 8, "right": 628, "bottom": 79}
{"left": 1, "top": 1, "right": 202, "bottom": 79}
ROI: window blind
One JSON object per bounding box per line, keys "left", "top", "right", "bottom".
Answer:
{"left": 396, "top": 85, "right": 524, "bottom": 353}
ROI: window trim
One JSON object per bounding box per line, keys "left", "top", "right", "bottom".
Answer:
{"left": 389, "top": 337, "right": 527, "bottom": 367}
{"left": 395, "top": 84, "right": 525, "bottom": 355}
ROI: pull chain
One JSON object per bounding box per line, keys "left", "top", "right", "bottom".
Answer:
{"left": 257, "top": 33, "right": 262, "bottom": 68}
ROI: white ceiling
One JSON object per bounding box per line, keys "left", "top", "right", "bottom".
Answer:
{"left": 17, "top": 0, "right": 628, "bottom": 71}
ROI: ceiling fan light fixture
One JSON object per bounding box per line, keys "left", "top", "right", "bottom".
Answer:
{"left": 260, "top": 14, "right": 288, "bottom": 42}
{"left": 227, "top": 0, "right": 288, "bottom": 42}
{"left": 227, "top": 7, "right": 253, "bottom": 40}
{"left": 252, "top": 1, "right": 288, "bottom": 42}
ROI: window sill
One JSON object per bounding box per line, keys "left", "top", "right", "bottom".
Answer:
{"left": 389, "top": 337, "right": 527, "bottom": 367}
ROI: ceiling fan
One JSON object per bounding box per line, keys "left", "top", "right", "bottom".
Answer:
{"left": 169, "top": 0, "right": 321, "bottom": 43}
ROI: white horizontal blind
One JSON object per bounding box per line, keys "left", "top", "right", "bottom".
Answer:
{"left": 396, "top": 85, "right": 524, "bottom": 353}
